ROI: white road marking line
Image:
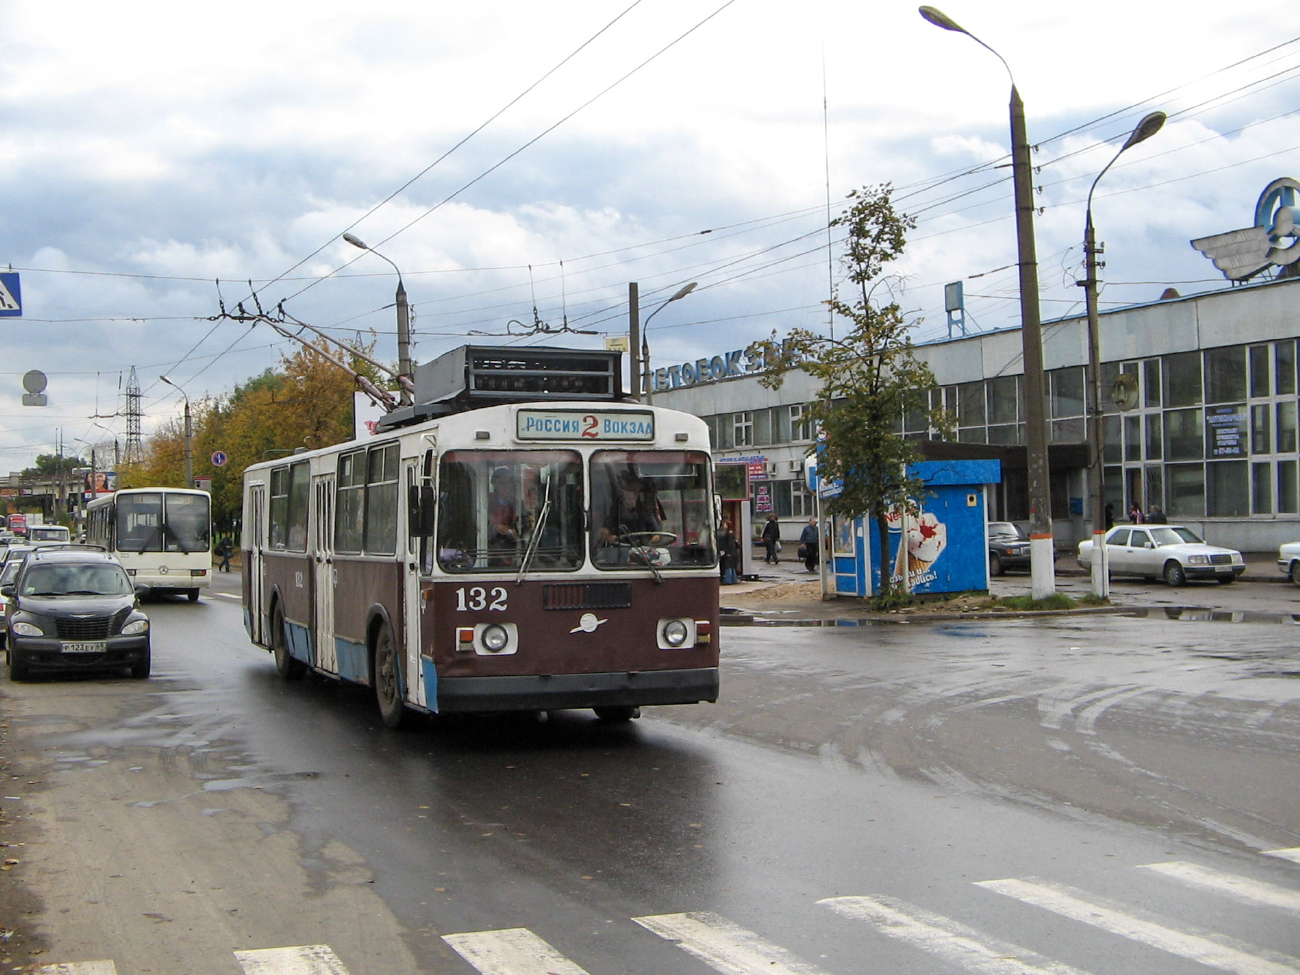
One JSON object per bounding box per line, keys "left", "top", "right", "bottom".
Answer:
{"left": 234, "top": 944, "right": 352, "bottom": 975}
{"left": 819, "top": 894, "right": 1093, "bottom": 975}
{"left": 977, "top": 877, "right": 1300, "bottom": 975}
{"left": 212, "top": 591, "right": 242, "bottom": 600}
{"left": 633, "top": 911, "right": 830, "bottom": 975}
{"left": 1141, "top": 861, "right": 1300, "bottom": 914}
{"left": 1264, "top": 848, "right": 1300, "bottom": 865}
{"left": 29, "top": 964, "right": 117, "bottom": 975}
{"left": 442, "top": 928, "right": 592, "bottom": 975}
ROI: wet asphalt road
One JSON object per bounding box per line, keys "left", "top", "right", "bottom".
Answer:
{"left": 0, "top": 574, "right": 1297, "bottom": 974}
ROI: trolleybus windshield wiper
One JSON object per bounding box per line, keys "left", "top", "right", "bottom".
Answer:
{"left": 515, "top": 475, "right": 553, "bottom": 585}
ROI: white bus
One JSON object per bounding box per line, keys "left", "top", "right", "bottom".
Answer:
{"left": 86, "top": 488, "right": 213, "bottom": 601}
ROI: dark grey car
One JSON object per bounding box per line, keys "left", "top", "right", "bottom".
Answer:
{"left": 4, "top": 548, "right": 150, "bottom": 680}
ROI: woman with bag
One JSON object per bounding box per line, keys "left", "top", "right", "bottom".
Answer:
{"left": 718, "top": 520, "right": 741, "bottom": 584}
{"left": 761, "top": 513, "right": 781, "bottom": 563}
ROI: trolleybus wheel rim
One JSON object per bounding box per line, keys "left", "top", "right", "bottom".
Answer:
{"left": 374, "top": 624, "right": 407, "bottom": 730}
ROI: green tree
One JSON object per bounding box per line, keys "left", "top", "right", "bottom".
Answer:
{"left": 750, "top": 184, "right": 949, "bottom": 598}
{"left": 23, "top": 453, "right": 86, "bottom": 477}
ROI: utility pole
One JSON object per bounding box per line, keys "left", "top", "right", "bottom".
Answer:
{"left": 628, "top": 282, "right": 641, "bottom": 401}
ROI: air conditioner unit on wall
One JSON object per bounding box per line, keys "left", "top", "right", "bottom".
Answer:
{"left": 788, "top": 460, "right": 804, "bottom": 473}
{"left": 764, "top": 462, "right": 778, "bottom": 475}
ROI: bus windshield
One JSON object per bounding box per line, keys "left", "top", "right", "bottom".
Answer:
{"left": 591, "top": 450, "right": 715, "bottom": 569}
{"left": 116, "top": 493, "right": 211, "bottom": 554}
{"left": 436, "top": 451, "right": 584, "bottom": 572}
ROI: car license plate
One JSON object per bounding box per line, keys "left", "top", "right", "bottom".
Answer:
{"left": 62, "top": 641, "right": 107, "bottom": 654}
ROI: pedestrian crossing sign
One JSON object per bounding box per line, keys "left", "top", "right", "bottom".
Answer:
{"left": 0, "top": 273, "right": 21, "bottom": 316}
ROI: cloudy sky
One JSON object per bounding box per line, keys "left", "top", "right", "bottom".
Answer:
{"left": 1, "top": 0, "right": 1295, "bottom": 471}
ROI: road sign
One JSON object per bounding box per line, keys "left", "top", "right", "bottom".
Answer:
{"left": 0, "top": 274, "right": 21, "bottom": 317}
{"left": 211, "top": 451, "right": 228, "bottom": 467}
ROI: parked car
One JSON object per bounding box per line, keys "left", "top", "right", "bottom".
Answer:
{"left": 1078, "top": 525, "right": 1244, "bottom": 586}
{"left": 4, "top": 547, "right": 150, "bottom": 680}
{"left": 987, "top": 522, "right": 1030, "bottom": 576}
{"left": 0, "top": 558, "right": 22, "bottom": 649}
{"left": 1278, "top": 541, "right": 1300, "bottom": 586}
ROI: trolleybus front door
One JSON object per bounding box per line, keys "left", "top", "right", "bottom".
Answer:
{"left": 247, "top": 482, "right": 266, "bottom": 645}
{"left": 313, "top": 473, "right": 337, "bottom": 672}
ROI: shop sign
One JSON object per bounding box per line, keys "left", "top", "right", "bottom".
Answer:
{"left": 650, "top": 348, "right": 769, "bottom": 392}
{"left": 754, "top": 484, "right": 773, "bottom": 513}
{"left": 1206, "top": 405, "right": 1246, "bottom": 457}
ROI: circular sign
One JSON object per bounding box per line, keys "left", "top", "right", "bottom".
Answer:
{"left": 211, "top": 451, "right": 228, "bottom": 467}
{"left": 22, "top": 370, "right": 47, "bottom": 394}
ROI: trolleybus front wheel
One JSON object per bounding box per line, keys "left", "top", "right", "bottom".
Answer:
{"left": 373, "top": 624, "right": 408, "bottom": 730}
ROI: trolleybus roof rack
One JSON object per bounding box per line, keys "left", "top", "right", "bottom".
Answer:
{"left": 377, "top": 344, "right": 625, "bottom": 431}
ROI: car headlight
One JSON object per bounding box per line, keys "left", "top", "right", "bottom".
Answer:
{"left": 662, "top": 619, "right": 690, "bottom": 647}
{"left": 1231, "top": 553, "right": 1244, "bottom": 564}
{"left": 1188, "top": 555, "right": 1209, "bottom": 565}
{"left": 481, "top": 623, "right": 509, "bottom": 653}
{"left": 11, "top": 621, "right": 43, "bottom": 637}
{"left": 122, "top": 619, "right": 149, "bottom": 635}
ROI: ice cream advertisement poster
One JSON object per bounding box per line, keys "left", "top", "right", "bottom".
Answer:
{"left": 866, "top": 480, "right": 989, "bottom": 595}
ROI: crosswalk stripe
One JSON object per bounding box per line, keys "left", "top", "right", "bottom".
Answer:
{"left": 1264, "top": 848, "right": 1300, "bottom": 866}
{"left": 819, "top": 894, "right": 1093, "bottom": 975}
{"left": 976, "top": 878, "right": 1300, "bottom": 975}
{"left": 234, "top": 945, "right": 352, "bottom": 975}
{"left": 29, "top": 964, "right": 117, "bottom": 975}
{"left": 442, "top": 928, "right": 591, "bottom": 975}
{"left": 1141, "top": 861, "right": 1300, "bottom": 914}
{"left": 633, "top": 911, "right": 830, "bottom": 975}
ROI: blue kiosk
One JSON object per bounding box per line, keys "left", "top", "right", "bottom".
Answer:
{"left": 812, "top": 458, "right": 1002, "bottom": 597}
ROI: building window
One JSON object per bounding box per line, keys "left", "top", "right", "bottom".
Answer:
{"left": 1250, "top": 345, "right": 1271, "bottom": 398}
{"left": 1049, "top": 366, "right": 1084, "bottom": 419}
{"left": 754, "top": 408, "right": 773, "bottom": 446}
{"left": 1145, "top": 413, "right": 1162, "bottom": 460}
{"left": 958, "top": 381, "right": 986, "bottom": 428}
{"left": 1207, "top": 461, "right": 1248, "bottom": 516}
{"left": 1164, "top": 408, "right": 1204, "bottom": 461}
{"left": 1277, "top": 401, "right": 1297, "bottom": 453}
{"left": 1125, "top": 414, "right": 1142, "bottom": 462}
{"left": 1164, "top": 351, "right": 1203, "bottom": 408}
{"left": 792, "top": 483, "right": 814, "bottom": 518}
{"left": 1143, "top": 359, "right": 1162, "bottom": 409}
{"left": 733, "top": 412, "right": 754, "bottom": 447}
{"left": 1166, "top": 463, "right": 1205, "bottom": 519}
{"left": 790, "top": 404, "right": 814, "bottom": 442}
{"left": 1252, "top": 462, "right": 1272, "bottom": 514}
{"left": 1204, "top": 346, "right": 1246, "bottom": 404}
{"left": 1278, "top": 341, "right": 1296, "bottom": 396}
{"left": 1279, "top": 460, "right": 1299, "bottom": 514}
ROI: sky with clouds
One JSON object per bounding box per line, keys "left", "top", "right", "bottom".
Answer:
{"left": 1, "top": 0, "right": 1296, "bottom": 471}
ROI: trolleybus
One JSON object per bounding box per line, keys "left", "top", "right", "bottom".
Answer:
{"left": 241, "top": 394, "right": 720, "bottom": 728}
{"left": 86, "top": 487, "right": 213, "bottom": 600}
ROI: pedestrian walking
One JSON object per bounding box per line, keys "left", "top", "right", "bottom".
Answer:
{"left": 798, "top": 516, "right": 820, "bottom": 572}
{"left": 217, "top": 535, "right": 233, "bottom": 572}
{"left": 761, "top": 513, "right": 781, "bottom": 563}
{"left": 718, "top": 520, "right": 740, "bottom": 584}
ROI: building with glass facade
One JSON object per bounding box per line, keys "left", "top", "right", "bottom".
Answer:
{"left": 651, "top": 273, "right": 1300, "bottom": 553}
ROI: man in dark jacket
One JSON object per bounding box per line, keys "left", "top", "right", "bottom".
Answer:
{"left": 761, "top": 513, "right": 781, "bottom": 563}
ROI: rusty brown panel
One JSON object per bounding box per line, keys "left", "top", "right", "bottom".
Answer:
{"left": 426, "top": 576, "right": 719, "bottom": 678}
{"left": 262, "top": 552, "right": 312, "bottom": 625}
{"left": 332, "top": 557, "right": 403, "bottom": 646}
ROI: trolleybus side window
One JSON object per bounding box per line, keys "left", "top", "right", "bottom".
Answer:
{"left": 268, "top": 461, "right": 309, "bottom": 552}
{"left": 334, "top": 443, "right": 399, "bottom": 556}
{"left": 591, "top": 450, "right": 715, "bottom": 569}
{"left": 435, "top": 450, "right": 583, "bottom": 572}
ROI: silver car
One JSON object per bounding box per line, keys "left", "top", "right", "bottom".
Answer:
{"left": 1077, "top": 525, "right": 1244, "bottom": 586}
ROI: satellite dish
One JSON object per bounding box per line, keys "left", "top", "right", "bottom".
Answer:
{"left": 1111, "top": 373, "right": 1140, "bottom": 411}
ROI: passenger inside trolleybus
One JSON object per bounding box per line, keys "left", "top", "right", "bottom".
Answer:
{"left": 590, "top": 451, "right": 715, "bottom": 569}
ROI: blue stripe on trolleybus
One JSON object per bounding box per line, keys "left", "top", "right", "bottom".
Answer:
{"left": 335, "top": 638, "right": 367, "bottom": 684}
{"left": 284, "top": 620, "right": 313, "bottom": 666}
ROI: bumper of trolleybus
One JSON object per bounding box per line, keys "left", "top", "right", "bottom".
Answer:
{"left": 434, "top": 667, "right": 720, "bottom": 714}
{"left": 125, "top": 568, "right": 212, "bottom": 592}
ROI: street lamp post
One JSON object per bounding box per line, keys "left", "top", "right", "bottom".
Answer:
{"left": 639, "top": 282, "right": 698, "bottom": 404}
{"left": 1082, "top": 111, "right": 1166, "bottom": 599}
{"left": 159, "top": 375, "right": 193, "bottom": 490}
{"left": 920, "top": 6, "right": 1055, "bottom": 597}
{"left": 343, "top": 233, "right": 412, "bottom": 406}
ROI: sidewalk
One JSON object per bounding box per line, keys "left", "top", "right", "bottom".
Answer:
{"left": 722, "top": 548, "right": 1290, "bottom": 623}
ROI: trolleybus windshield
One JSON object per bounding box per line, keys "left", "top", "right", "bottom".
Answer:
{"left": 591, "top": 450, "right": 714, "bottom": 569}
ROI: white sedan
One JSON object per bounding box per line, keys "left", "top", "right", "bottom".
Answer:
{"left": 1278, "top": 541, "right": 1300, "bottom": 586}
{"left": 1077, "top": 525, "right": 1244, "bottom": 586}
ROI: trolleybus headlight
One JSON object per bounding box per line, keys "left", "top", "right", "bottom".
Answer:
{"left": 481, "top": 623, "right": 509, "bottom": 653}
{"left": 662, "top": 619, "right": 690, "bottom": 647}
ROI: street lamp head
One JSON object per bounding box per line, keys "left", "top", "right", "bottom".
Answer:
{"left": 918, "top": 5, "right": 966, "bottom": 34}
{"left": 1123, "top": 111, "right": 1166, "bottom": 150}
{"left": 669, "top": 282, "right": 698, "bottom": 302}
{"left": 342, "top": 232, "right": 370, "bottom": 250}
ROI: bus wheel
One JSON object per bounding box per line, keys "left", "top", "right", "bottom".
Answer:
{"left": 271, "top": 604, "right": 305, "bottom": 681}
{"left": 187, "top": 589, "right": 200, "bottom": 603}
{"left": 373, "top": 624, "right": 408, "bottom": 730}
{"left": 594, "top": 706, "right": 640, "bottom": 723}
